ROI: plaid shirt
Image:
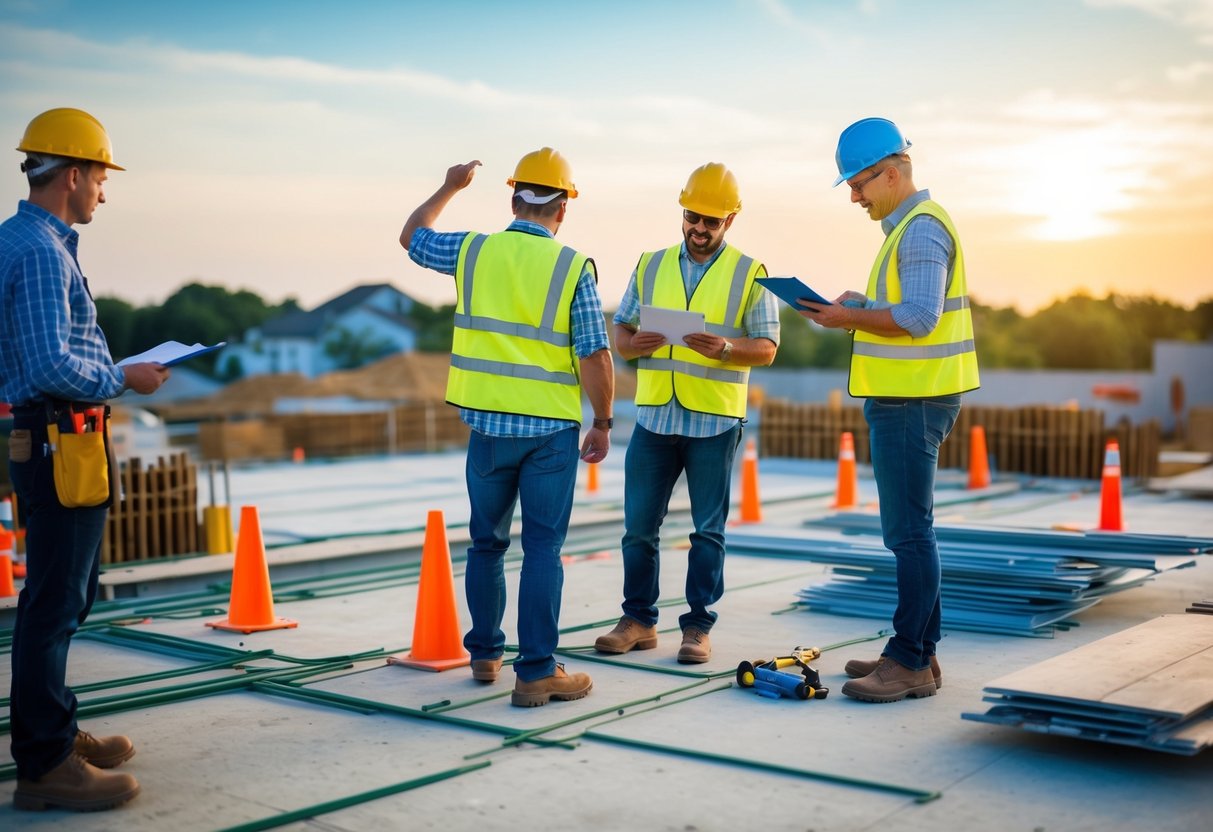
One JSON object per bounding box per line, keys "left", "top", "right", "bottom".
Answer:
{"left": 409, "top": 220, "right": 609, "bottom": 437}
{"left": 877, "top": 189, "right": 954, "bottom": 339}
{"left": 0, "top": 201, "right": 124, "bottom": 406}
{"left": 614, "top": 241, "right": 780, "bottom": 438}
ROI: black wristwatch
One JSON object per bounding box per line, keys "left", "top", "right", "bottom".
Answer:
{"left": 592, "top": 417, "right": 614, "bottom": 430}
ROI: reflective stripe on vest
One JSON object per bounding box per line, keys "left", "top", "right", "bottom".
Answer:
{"left": 848, "top": 200, "right": 980, "bottom": 398}
{"left": 447, "top": 231, "right": 587, "bottom": 420}
{"left": 635, "top": 243, "right": 763, "bottom": 417}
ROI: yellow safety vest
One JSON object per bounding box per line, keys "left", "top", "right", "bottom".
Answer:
{"left": 634, "top": 243, "right": 764, "bottom": 418}
{"left": 446, "top": 230, "right": 589, "bottom": 421}
{"left": 849, "top": 200, "right": 980, "bottom": 398}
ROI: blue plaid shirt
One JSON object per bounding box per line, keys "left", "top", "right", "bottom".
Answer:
{"left": 0, "top": 201, "right": 125, "bottom": 406}
{"left": 409, "top": 220, "right": 609, "bottom": 437}
{"left": 614, "top": 241, "right": 780, "bottom": 438}
{"left": 875, "top": 189, "right": 954, "bottom": 339}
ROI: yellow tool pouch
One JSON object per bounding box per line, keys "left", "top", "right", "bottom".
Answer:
{"left": 46, "top": 405, "right": 112, "bottom": 509}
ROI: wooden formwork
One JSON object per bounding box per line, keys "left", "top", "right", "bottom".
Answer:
{"left": 760, "top": 400, "right": 1159, "bottom": 480}
{"left": 103, "top": 453, "right": 202, "bottom": 564}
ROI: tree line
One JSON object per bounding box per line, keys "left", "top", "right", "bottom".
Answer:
{"left": 96, "top": 283, "right": 1212, "bottom": 378}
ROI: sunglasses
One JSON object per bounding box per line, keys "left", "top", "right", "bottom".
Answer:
{"left": 683, "top": 209, "right": 726, "bottom": 230}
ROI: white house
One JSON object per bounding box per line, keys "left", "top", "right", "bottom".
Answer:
{"left": 218, "top": 283, "right": 419, "bottom": 379}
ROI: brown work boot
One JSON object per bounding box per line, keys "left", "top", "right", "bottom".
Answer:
{"left": 14, "top": 752, "right": 140, "bottom": 812}
{"left": 594, "top": 616, "right": 658, "bottom": 654}
{"left": 74, "top": 730, "right": 135, "bottom": 768}
{"left": 471, "top": 657, "right": 503, "bottom": 682}
{"left": 511, "top": 664, "right": 592, "bottom": 707}
{"left": 841, "top": 656, "right": 937, "bottom": 703}
{"left": 676, "top": 627, "right": 711, "bottom": 664}
{"left": 844, "top": 655, "right": 943, "bottom": 689}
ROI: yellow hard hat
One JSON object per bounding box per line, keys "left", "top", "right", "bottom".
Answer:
{"left": 679, "top": 162, "right": 740, "bottom": 218}
{"left": 16, "top": 108, "right": 125, "bottom": 171}
{"left": 506, "top": 147, "right": 577, "bottom": 198}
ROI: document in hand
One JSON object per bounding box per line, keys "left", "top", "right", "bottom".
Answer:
{"left": 117, "top": 341, "right": 227, "bottom": 367}
{"left": 638, "top": 305, "right": 706, "bottom": 343}
{"left": 755, "top": 276, "right": 833, "bottom": 309}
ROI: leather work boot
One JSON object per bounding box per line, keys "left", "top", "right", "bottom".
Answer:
{"left": 594, "top": 616, "right": 658, "bottom": 654}
{"left": 471, "top": 657, "right": 503, "bottom": 683}
{"left": 676, "top": 627, "right": 711, "bottom": 664}
{"left": 511, "top": 664, "right": 592, "bottom": 707}
{"left": 841, "top": 656, "right": 938, "bottom": 703}
{"left": 14, "top": 752, "right": 140, "bottom": 812}
{"left": 845, "top": 655, "right": 943, "bottom": 689}
{"left": 74, "top": 730, "right": 136, "bottom": 768}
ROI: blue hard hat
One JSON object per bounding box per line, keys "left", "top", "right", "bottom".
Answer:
{"left": 833, "top": 117, "right": 911, "bottom": 186}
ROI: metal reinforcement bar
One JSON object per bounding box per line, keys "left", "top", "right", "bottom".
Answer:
{"left": 584, "top": 732, "right": 942, "bottom": 804}
{"left": 213, "top": 760, "right": 492, "bottom": 832}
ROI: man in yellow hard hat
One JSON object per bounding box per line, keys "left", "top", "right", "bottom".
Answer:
{"left": 399, "top": 148, "right": 613, "bottom": 706}
{"left": 2, "top": 108, "right": 168, "bottom": 811}
{"left": 594, "top": 163, "right": 779, "bottom": 664}
{"left": 798, "top": 117, "right": 979, "bottom": 703}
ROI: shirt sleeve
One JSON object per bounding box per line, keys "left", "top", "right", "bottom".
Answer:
{"left": 890, "top": 215, "right": 953, "bottom": 339}
{"left": 570, "top": 262, "right": 610, "bottom": 359}
{"left": 407, "top": 228, "right": 472, "bottom": 276}
{"left": 612, "top": 265, "right": 642, "bottom": 328}
{"left": 742, "top": 263, "right": 780, "bottom": 344}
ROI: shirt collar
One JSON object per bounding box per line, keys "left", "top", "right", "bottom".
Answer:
{"left": 881, "top": 189, "right": 931, "bottom": 236}
{"left": 506, "top": 219, "right": 555, "bottom": 238}
{"left": 679, "top": 239, "right": 727, "bottom": 271}
{"left": 18, "top": 199, "right": 78, "bottom": 245}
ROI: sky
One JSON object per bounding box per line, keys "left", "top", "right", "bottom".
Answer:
{"left": 2, "top": 0, "right": 1212, "bottom": 317}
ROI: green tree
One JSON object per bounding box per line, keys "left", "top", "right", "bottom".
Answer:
{"left": 410, "top": 302, "right": 456, "bottom": 352}
{"left": 323, "top": 325, "right": 397, "bottom": 370}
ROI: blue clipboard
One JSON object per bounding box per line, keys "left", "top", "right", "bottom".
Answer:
{"left": 755, "top": 276, "right": 832, "bottom": 309}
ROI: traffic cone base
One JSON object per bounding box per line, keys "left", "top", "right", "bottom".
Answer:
{"left": 206, "top": 506, "right": 298, "bottom": 634}
{"left": 388, "top": 509, "right": 470, "bottom": 672}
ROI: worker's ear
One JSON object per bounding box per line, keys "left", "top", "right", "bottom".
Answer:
{"left": 556, "top": 201, "right": 567, "bottom": 223}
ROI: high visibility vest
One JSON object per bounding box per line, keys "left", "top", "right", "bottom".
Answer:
{"left": 634, "top": 243, "right": 764, "bottom": 418}
{"left": 446, "top": 230, "right": 589, "bottom": 421}
{"left": 849, "top": 200, "right": 980, "bottom": 398}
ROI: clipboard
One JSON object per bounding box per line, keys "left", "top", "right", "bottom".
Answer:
{"left": 638, "top": 305, "right": 706, "bottom": 343}
{"left": 118, "top": 341, "right": 227, "bottom": 367}
{"left": 755, "top": 276, "right": 833, "bottom": 309}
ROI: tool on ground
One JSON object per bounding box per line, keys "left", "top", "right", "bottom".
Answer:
{"left": 736, "top": 646, "right": 829, "bottom": 701}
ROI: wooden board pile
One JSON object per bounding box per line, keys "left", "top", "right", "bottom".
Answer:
{"left": 962, "top": 614, "right": 1213, "bottom": 755}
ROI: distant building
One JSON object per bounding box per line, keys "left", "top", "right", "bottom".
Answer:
{"left": 217, "top": 283, "right": 419, "bottom": 378}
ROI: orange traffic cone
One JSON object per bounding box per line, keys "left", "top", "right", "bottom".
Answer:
{"left": 832, "top": 432, "right": 858, "bottom": 509}
{"left": 388, "top": 510, "right": 470, "bottom": 671}
{"left": 736, "top": 438, "right": 763, "bottom": 523}
{"left": 292, "top": 446, "right": 306, "bottom": 464}
{"left": 0, "top": 551, "right": 15, "bottom": 598}
{"left": 1097, "top": 439, "right": 1124, "bottom": 531}
{"left": 586, "top": 461, "right": 600, "bottom": 495}
{"left": 206, "top": 506, "right": 298, "bottom": 634}
{"left": 968, "top": 425, "right": 991, "bottom": 489}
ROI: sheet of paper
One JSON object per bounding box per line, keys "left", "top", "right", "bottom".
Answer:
{"left": 117, "top": 340, "right": 227, "bottom": 367}
{"left": 639, "top": 305, "right": 706, "bottom": 343}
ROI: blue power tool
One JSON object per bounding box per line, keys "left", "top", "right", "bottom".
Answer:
{"left": 736, "top": 646, "right": 829, "bottom": 701}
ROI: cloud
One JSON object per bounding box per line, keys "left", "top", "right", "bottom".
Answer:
{"left": 1085, "top": 0, "right": 1213, "bottom": 46}
{"left": 1167, "top": 60, "right": 1213, "bottom": 82}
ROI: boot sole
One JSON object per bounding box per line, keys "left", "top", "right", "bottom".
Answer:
{"left": 594, "top": 638, "right": 657, "bottom": 655}
{"left": 511, "top": 681, "right": 593, "bottom": 707}
{"left": 676, "top": 651, "right": 710, "bottom": 664}
{"left": 841, "top": 682, "right": 938, "bottom": 703}
{"left": 14, "top": 782, "right": 140, "bottom": 812}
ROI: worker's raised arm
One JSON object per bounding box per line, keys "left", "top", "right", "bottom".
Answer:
{"left": 399, "top": 160, "right": 481, "bottom": 250}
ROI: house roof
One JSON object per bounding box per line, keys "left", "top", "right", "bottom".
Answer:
{"left": 259, "top": 283, "right": 415, "bottom": 338}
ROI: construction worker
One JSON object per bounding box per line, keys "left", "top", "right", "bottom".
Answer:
{"left": 594, "top": 163, "right": 779, "bottom": 664}
{"left": 2, "top": 108, "right": 168, "bottom": 811}
{"left": 399, "top": 148, "right": 614, "bottom": 707}
{"left": 797, "top": 117, "right": 979, "bottom": 702}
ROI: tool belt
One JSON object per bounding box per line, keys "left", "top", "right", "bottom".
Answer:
{"left": 44, "top": 399, "right": 113, "bottom": 508}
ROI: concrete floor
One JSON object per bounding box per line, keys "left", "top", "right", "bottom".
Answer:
{"left": 1, "top": 450, "right": 1211, "bottom": 832}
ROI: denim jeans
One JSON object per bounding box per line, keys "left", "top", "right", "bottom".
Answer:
{"left": 463, "top": 428, "right": 578, "bottom": 682}
{"left": 620, "top": 423, "right": 742, "bottom": 633}
{"left": 8, "top": 413, "right": 108, "bottom": 780}
{"left": 864, "top": 395, "right": 961, "bottom": 671}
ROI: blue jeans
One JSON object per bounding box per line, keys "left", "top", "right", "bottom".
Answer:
{"left": 8, "top": 413, "right": 108, "bottom": 780}
{"left": 620, "top": 423, "right": 742, "bottom": 633}
{"left": 463, "top": 428, "right": 578, "bottom": 682}
{"left": 864, "top": 395, "right": 961, "bottom": 671}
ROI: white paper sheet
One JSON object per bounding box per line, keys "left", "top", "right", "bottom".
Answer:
{"left": 117, "top": 340, "right": 226, "bottom": 367}
{"left": 638, "top": 305, "right": 706, "bottom": 344}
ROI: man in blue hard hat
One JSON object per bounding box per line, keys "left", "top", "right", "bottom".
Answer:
{"left": 796, "top": 117, "right": 979, "bottom": 703}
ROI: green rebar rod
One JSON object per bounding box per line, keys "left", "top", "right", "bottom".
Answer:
{"left": 584, "top": 732, "right": 941, "bottom": 804}
{"left": 213, "top": 760, "right": 492, "bottom": 832}
{"left": 546, "top": 681, "right": 734, "bottom": 743}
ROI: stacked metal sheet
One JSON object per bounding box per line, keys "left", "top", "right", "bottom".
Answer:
{"left": 962, "top": 614, "right": 1213, "bottom": 755}
{"left": 726, "top": 518, "right": 1211, "bottom": 637}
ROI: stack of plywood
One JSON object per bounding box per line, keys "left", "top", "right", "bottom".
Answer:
{"left": 962, "top": 614, "right": 1213, "bottom": 755}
